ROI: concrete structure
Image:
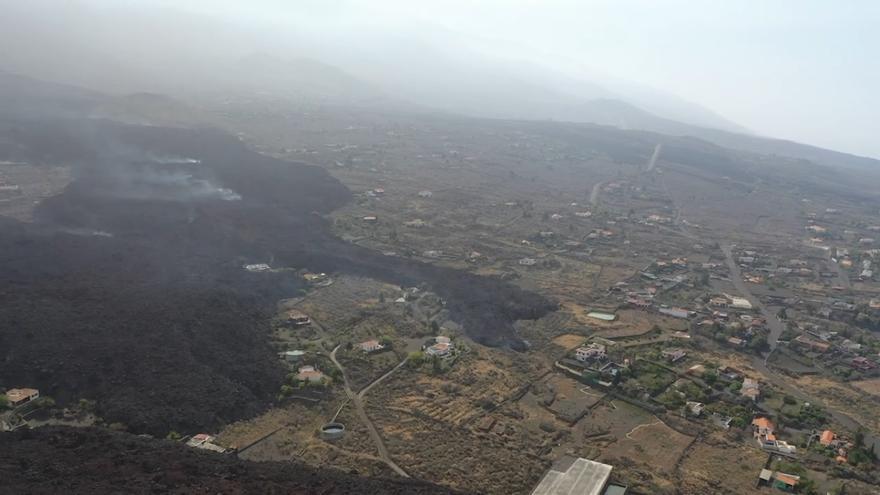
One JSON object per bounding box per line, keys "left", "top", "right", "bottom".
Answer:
{"left": 425, "top": 342, "right": 453, "bottom": 358}
{"left": 286, "top": 310, "right": 311, "bottom": 326}
{"left": 586, "top": 312, "right": 617, "bottom": 322}
{"left": 4, "top": 388, "right": 39, "bottom": 407}
{"left": 320, "top": 422, "right": 345, "bottom": 441}
{"left": 575, "top": 343, "right": 606, "bottom": 362}
{"left": 186, "top": 434, "right": 228, "bottom": 453}
{"left": 531, "top": 457, "right": 625, "bottom": 495}
{"left": 296, "top": 365, "right": 325, "bottom": 384}
{"left": 658, "top": 307, "right": 690, "bottom": 319}
{"left": 243, "top": 263, "right": 271, "bottom": 272}
{"left": 661, "top": 348, "right": 687, "bottom": 363}
{"left": 741, "top": 378, "right": 760, "bottom": 402}
{"left": 729, "top": 296, "right": 753, "bottom": 310}
{"left": 280, "top": 350, "right": 306, "bottom": 363}
{"left": 358, "top": 339, "right": 385, "bottom": 353}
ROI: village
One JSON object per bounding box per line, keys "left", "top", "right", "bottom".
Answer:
{"left": 184, "top": 101, "right": 880, "bottom": 494}
{"left": 5, "top": 96, "right": 880, "bottom": 495}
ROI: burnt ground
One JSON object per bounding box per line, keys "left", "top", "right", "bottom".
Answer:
{"left": 0, "top": 426, "right": 464, "bottom": 495}
{"left": 0, "top": 118, "right": 553, "bottom": 435}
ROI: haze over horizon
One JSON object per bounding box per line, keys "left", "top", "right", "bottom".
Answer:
{"left": 5, "top": 0, "right": 879, "bottom": 159}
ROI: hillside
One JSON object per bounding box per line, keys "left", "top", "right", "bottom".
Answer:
{"left": 0, "top": 427, "right": 463, "bottom": 494}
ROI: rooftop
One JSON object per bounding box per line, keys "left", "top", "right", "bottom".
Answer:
{"left": 531, "top": 457, "right": 613, "bottom": 495}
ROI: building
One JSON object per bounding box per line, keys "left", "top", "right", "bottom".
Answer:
{"left": 4, "top": 388, "right": 39, "bottom": 407}
{"left": 186, "top": 434, "right": 228, "bottom": 454}
{"left": 741, "top": 378, "right": 760, "bottom": 402}
{"left": 531, "top": 457, "right": 626, "bottom": 495}
{"left": 286, "top": 310, "right": 311, "bottom": 326}
{"left": 752, "top": 417, "right": 775, "bottom": 440}
{"left": 819, "top": 430, "right": 837, "bottom": 447}
{"left": 425, "top": 341, "right": 454, "bottom": 358}
{"left": 851, "top": 356, "right": 877, "bottom": 371}
{"left": 658, "top": 307, "right": 690, "bottom": 319}
{"left": 303, "top": 272, "right": 329, "bottom": 284}
{"left": 685, "top": 401, "right": 705, "bottom": 417}
{"left": 243, "top": 263, "right": 271, "bottom": 272}
{"left": 752, "top": 417, "right": 796, "bottom": 454}
{"left": 793, "top": 334, "right": 830, "bottom": 353}
{"left": 296, "top": 365, "right": 325, "bottom": 384}
{"left": 586, "top": 312, "right": 617, "bottom": 322}
{"left": 280, "top": 350, "right": 305, "bottom": 363}
{"left": 709, "top": 297, "right": 729, "bottom": 308}
{"left": 729, "top": 296, "right": 753, "bottom": 310}
{"left": 661, "top": 348, "right": 687, "bottom": 363}
{"left": 758, "top": 469, "right": 800, "bottom": 492}
{"left": 358, "top": 339, "right": 385, "bottom": 353}
{"left": 575, "top": 343, "right": 607, "bottom": 362}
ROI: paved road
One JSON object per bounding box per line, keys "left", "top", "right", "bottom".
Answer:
{"left": 720, "top": 244, "right": 786, "bottom": 351}
{"left": 329, "top": 345, "right": 409, "bottom": 477}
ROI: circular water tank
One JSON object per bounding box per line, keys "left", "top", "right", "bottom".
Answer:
{"left": 320, "top": 422, "right": 345, "bottom": 441}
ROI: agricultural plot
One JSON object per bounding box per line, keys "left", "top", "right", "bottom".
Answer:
{"left": 371, "top": 406, "right": 549, "bottom": 495}
{"left": 676, "top": 432, "right": 768, "bottom": 495}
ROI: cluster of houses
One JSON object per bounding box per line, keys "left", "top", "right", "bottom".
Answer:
{"left": 790, "top": 326, "right": 879, "bottom": 373}
{"left": 809, "top": 429, "right": 851, "bottom": 463}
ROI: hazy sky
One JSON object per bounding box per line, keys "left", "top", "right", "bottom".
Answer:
{"left": 116, "top": 1, "right": 879, "bottom": 157}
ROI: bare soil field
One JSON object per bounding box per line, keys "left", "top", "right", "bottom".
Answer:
{"left": 551, "top": 333, "right": 586, "bottom": 350}
{"left": 601, "top": 419, "right": 694, "bottom": 474}
{"left": 676, "top": 432, "right": 768, "bottom": 495}
{"left": 851, "top": 378, "right": 880, "bottom": 397}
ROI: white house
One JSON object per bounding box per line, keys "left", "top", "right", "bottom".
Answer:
{"left": 575, "top": 343, "right": 606, "bottom": 362}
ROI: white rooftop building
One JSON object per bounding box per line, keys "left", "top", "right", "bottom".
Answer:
{"left": 531, "top": 457, "right": 624, "bottom": 495}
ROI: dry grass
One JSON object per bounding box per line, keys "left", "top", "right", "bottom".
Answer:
{"left": 600, "top": 419, "right": 693, "bottom": 473}
{"left": 551, "top": 333, "right": 586, "bottom": 350}
{"left": 677, "top": 432, "right": 768, "bottom": 495}
{"left": 851, "top": 378, "right": 880, "bottom": 397}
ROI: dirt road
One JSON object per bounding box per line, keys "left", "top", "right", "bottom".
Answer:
{"left": 329, "top": 345, "right": 409, "bottom": 477}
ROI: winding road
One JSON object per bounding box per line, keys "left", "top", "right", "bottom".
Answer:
{"left": 329, "top": 345, "right": 409, "bottom": 477}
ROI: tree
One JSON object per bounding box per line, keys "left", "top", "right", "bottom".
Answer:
{"left": 378, "top": 292, "right": 386, "bottom": 303}
{"left": 430, "top": 320, "right": 440, "bottom": 334}
{"left": 408, "top": 351, "right": 425, "bottom": 367}
{"left": 431, "top": 355, "right": 442, "bottom": 375}
{"left": 0, "top": 394, "right": 8, "bottom": 410}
